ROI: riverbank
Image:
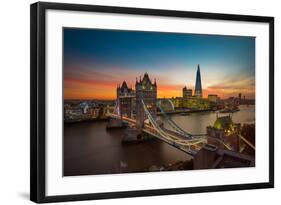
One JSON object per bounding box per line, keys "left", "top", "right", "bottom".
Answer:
{"left": 64, "top": 117, "right": 109, "bottom": 124}
{"left": 64, "top": 108, "right": 215, "bottom": 123}
{"left": 157, "top": 108, "right": 213, "bottom": 115}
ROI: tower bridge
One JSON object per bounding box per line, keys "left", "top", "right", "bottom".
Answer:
{"left": 107, "top": 72, "right": 209, "bottom": 157}
{"left": 107, "top": 71, "right": 254, "bottom": 158}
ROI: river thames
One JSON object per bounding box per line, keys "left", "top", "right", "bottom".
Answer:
{"left": 64, "top": 105, "right": 255, "bottom": 176}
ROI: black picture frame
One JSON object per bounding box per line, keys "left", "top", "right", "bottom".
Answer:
{"left": 30, "top": 2, "right": 274, "bottom": 203}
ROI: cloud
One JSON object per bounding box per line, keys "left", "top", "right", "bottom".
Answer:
{"left": 205, "top": 74, "right": 255, "bottom": 99}
{"left": 63, "top": 60, "right": 255, "bottom": 100}
{"left": 208, "top": 75, "right": 255, "bottom": 90}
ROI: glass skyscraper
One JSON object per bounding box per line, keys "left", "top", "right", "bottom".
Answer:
{"left": 194, "top": 64, "right": 202, "bottom": 98}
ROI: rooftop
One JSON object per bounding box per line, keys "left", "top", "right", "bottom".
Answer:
{"left": 213, "top": 115, "right": 233, "bottom": 130}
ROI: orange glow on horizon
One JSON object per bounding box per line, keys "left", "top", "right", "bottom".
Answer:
{"left": 64, "top": 80, "right": 255, "bottom": 100}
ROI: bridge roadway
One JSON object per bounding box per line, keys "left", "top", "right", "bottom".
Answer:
{"left": 107, "top": 113, "right": 243, "bottom": 153}
{"left": 107, "top": 113, "right": 206, "bottom": 156}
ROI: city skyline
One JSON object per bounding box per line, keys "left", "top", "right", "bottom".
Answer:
{"left": 64, "top": 28, "right": 255, "bottom": 100}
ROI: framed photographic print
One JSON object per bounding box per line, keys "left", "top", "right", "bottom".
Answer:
{"left": 30, "top": 2, "right": 274, "bottom": 203}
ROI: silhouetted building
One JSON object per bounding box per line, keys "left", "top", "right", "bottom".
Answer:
{"left": 183, "top": 86, "right": 192, "bottom": 98}
{"left": 240, "top": 123, "right": 255, "bottom": 156}
{"left": 193, "top": 144, "right": 255, "bottom": 169}
{"left": 194, "top": 64, "right": 203, "bottom": 98}
{"left": 135, "top": 73, "right": 157, "bottom": 128}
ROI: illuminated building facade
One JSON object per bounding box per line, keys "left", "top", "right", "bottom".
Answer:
{"left": 194, "top": 64, "right": 203, "bottom": 98}
{"left": 206, "top": 115, "right": 241, "bottom": 152}
{"left": 208, "top": 94, "right": 219, "bottom": 103}
{"left": 171, "top": 97, "right": 210, "bottom": 110}
{"left": 135, "top": 73, "right": 157, "bottom": 128}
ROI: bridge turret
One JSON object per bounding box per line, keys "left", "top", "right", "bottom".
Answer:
{"left": 116, "top": 80, "right": 135, "bottom": 118}
{"left": 135, "top": 72, "right": 157, "bottom": 128}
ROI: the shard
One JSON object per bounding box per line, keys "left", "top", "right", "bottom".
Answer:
{"left": 194, "top": 64, "right": 202, "bottom": 98}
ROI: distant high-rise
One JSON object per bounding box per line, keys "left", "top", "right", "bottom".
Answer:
{"left": 182, "top": 86, "right": 192, "bottom": 98}
{"left": 194, "top": 64, "right": 203, "bottom": 98}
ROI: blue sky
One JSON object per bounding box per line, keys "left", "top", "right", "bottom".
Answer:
{"left": 64, "top": 28, "right": 255, "bottom": 100}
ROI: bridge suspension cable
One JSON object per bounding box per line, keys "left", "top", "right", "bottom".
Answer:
{"left": 141, "top": 100, "right": 207, "bottom": 155}
{"left": 142, "top": 100, "right": 173, "bottom": 141}
{"left": 156, "top": 102, "right": 209, "bottom": 139}
{"left": 156, "top": 101, "right": 234, "bottom": 151}
{"left": 156, "top": 102, "right": 192, "bottom": 138}
{"left": 112, "top": 98, "right": 236, "bottom": 153}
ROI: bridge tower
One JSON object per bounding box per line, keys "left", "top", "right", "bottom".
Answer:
{"left": 117, "top": 81, "right": 135, "bottom": 118}
{"left": 135, "top": 72, "right": 157, "bottom": 128}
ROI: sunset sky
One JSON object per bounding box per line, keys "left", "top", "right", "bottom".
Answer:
{"left": 64, "top": 28, "right": 255, "bottom": 100}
